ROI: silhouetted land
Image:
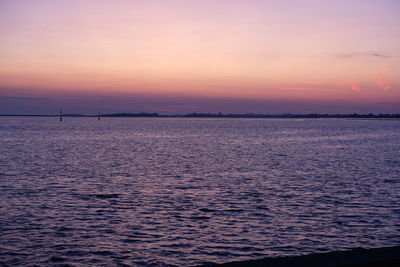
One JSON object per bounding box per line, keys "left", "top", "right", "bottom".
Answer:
{"left": 1, "top": 113, "right": 400, "bottom": 118}
{"left": 200, "top": 246, "right": 400, "bottom": 267}
{"left": 180, "top": 113, "right": 400, "bottom": 119}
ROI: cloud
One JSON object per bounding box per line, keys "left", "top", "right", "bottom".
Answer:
{"left": 337, "top": 52, "right": 399, "bottom": 59}
{"left": 374, "top": 64, "right": 395, "bottom": 91}
{"left": 284, "top": 87, "right": 310, "bottom": 91}
{"left": 0, "top": 95, "right": 52, "bottom": 100}
{"left": 350, "top": 84, "right": 362, "bottom": 92}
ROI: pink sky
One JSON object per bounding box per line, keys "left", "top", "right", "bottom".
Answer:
{"left": 0, "top": 0, "right": 399, "bottom": 114}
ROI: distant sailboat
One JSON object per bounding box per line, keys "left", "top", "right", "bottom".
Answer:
{"left": 59, "top": 110, "right": 63, "bottom": 122}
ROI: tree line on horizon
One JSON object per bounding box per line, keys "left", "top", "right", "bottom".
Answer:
{"left": 2, "top": 112, "right": 400, "bottom": 118}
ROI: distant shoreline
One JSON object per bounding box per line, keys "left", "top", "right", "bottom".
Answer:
{"left": 1, "top": 113, "right": 400, "bottom": 119}
{"left": 201, "top": 246, "right": 400, "bottom": 267}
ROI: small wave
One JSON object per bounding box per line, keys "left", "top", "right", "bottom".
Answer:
{"left": 122, "top": 238, "right": 141, "bottom": 243}
{"left": 222, "top": 209, "right": 245, "bottom": 213}
{"left": 384, "top": 179, "right": 398, "bottom": 183}
{"left": 49, "top": 255, "right": 66, "bottom": 262}
{"left": 91, "top": 250, "right": 114, "bottom": 256}
{"left": 94, "top": 193, "right": 120, "bottom": 199}
{"left": 191, "top": 216, "right": 210, "bottom": 220}
{"left": 199, "top": 208, "right": 216, "bottom": 213}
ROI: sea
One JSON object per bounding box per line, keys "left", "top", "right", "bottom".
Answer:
{"left": 1, "top": 117, "right": 399, "bottom": 266}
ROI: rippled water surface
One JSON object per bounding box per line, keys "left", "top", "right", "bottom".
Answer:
{"left": 1, "top": 117, "right": 400, "bottom": 266}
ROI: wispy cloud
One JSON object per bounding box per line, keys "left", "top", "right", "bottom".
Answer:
{"left": 283, "top": 87, "right": 311, "bottom": 91}
{"left": 375, "top": 64, "right": 395, "bottom": 91}
{"left": 337, "top": 52, "right": 399, "bottom": 59}
{"left": 0, "top": 95, "right": 52, "bottom": 100}
{"left": 350, "top": 84, "right": 362, "bottom": 92}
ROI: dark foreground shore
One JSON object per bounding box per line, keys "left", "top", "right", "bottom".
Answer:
{"left": 200, "top": 246, "right": 400, "bottom": 267}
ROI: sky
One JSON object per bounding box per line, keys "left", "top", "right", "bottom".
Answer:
{"left": 0, "top": 0, "right": 399, "bottom": 114}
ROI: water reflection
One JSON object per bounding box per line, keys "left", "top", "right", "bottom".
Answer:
{"left": 0, "top": 117, "right": 399, "bottom": 266}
